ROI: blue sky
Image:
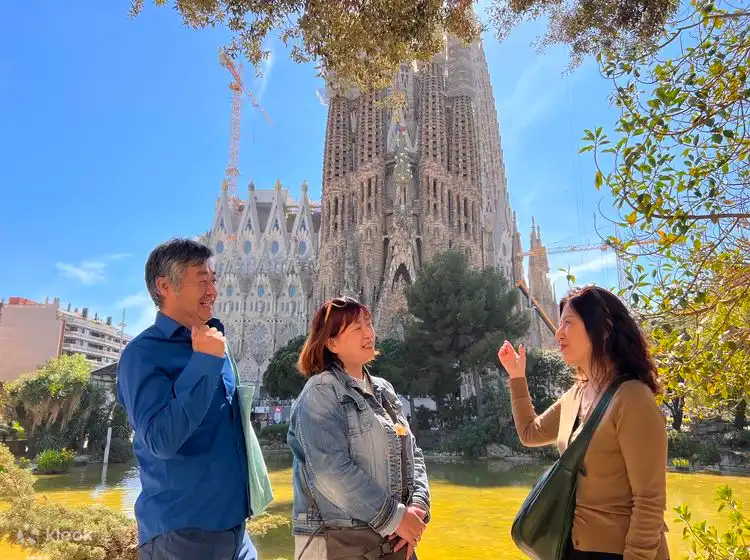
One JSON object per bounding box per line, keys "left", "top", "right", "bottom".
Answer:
{"left": 0, "top": 1, "right": 623, "bottom": 336}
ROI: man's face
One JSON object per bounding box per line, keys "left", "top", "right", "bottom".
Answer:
{"left": 160, "top": 261, "right": 218, "bottom": 326}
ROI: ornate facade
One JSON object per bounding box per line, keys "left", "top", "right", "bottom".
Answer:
{"left": 204, "top": 37, "right": 561, "bottom": 398}
{"left": 203, "top": 181, "right": 321, "bottom": 390}
{"left": 315, "top": 37, "right": 534, "bottom": 338}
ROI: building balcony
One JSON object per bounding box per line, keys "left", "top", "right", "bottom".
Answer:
{"left": 63, "top": 331, "right": 128, "bottom": 350}
{"left": 62, "top": 342, "right": 121, "bottom": 361}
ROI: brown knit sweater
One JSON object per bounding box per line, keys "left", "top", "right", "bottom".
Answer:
{"left": 509, "top": 377, "right": 670, "bottom": 560}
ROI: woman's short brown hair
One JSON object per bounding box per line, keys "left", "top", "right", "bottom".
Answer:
{"left": 297, "top": 297, "right": 373, "bottom": 377}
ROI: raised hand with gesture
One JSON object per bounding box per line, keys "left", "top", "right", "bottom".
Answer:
{"left": 497, "top": 340, "right": 527, "bottom": 379}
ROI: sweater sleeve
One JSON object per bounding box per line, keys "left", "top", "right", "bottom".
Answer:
{"left": 508, "top": 377, "right": 562, "bottom": 447}
{"left": 614, "top": 383, "right": 668, "bottom": 560}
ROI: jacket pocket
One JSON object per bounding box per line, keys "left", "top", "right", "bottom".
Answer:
{"left": 342, "top": 395, "right": 372, "bottom": 436}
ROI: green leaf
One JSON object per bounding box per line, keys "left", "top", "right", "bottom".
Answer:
{"left": 594, "top": 170, "right": 603, "bottom": 190}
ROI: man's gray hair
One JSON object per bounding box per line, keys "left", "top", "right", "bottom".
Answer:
{"left": 145, "top": 238, "right": 213, "bottom": 307}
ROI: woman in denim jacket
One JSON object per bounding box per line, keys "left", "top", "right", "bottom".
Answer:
{"left": 288, "top": 297, "right": 431, "bottom": 560}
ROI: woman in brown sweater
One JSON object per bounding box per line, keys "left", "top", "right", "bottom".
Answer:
{"left": 498, "top": 285, "right": 669, "bottom": 560}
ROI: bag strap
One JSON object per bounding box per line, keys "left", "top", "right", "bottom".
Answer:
{"left": 225, "top": 341, "right": 242, "bottom": 388}
{"left": 295, "top": 461, "right": 326, "bottom": 560}
{"left": 380, "top": 395, "right": 411, "bottom": 505}
{"left": 560, "top": 375, "right": 629, "bottom": 471}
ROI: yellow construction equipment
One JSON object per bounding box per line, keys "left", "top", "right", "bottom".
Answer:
{"left": 516, "top": 280, "right": 557, "bottom": 336}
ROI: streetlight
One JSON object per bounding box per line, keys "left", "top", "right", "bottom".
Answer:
{"left": 101, "top": 309, "right": 126, "bottom": 484}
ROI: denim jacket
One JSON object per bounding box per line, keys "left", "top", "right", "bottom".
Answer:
{"left": 287, "top": 365, "right": 431, "bottom": 537}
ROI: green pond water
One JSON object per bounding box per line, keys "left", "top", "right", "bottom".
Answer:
{"left": 1, "top": 456, "right": 748, "bottom": 559}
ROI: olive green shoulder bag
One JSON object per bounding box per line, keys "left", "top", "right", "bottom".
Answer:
{"left": 511, "top": 376, "right": 628, "bottom": 560}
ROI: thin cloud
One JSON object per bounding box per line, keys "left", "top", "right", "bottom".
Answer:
{"left": 315, "top": 88, "right": 328, "bottom": 106}
{"left": 103, "top": 252, "right": 130, "bottom": 261}
{"left": 550, "top": 251, "right": 618, "bottom": 283}
{"left": 498, "top": 55, "right": 569, "bottom": 147}
{"left": 116, "top": 291, "right": 157, "bottom": 337}
{"left": 55, "top": 253, "right": 131, "bottom": 285}
{"left": 253, "top": 39, "right": 275, "bottom": 103}
{"left": 56, "top": 261, "right": 107, "bottom": 285}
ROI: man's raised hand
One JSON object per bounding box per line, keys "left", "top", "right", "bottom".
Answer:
{"left": 191, "top": 325, "right": 226, "bottom": 358}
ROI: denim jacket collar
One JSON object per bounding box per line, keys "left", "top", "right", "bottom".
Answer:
{"left": 328, "top": 363, "right": 387, "bottom": 405}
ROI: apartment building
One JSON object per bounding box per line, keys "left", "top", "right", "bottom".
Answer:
{"left": 0, "top": 296, "right": 132, "bottom": 383}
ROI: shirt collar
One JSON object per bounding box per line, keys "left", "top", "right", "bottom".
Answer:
{"left": 155, "top": 311, "right": 225, "bottom": 339}
{"left": 330, "top": 363, "right": 382, "bottom": 396}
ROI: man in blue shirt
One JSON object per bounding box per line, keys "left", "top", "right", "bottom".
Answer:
{"left": 117, "top": 238, "right": 256, "bottom": 560}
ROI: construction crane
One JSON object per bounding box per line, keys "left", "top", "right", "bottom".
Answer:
{"left": 518, "top": 238, "right": 658, "bottom": 294}
{"left": 514, "top": 238, "right": 659, "bottom": 334}
{"left": 516, "top": 279, "right": 557, "bottom": 335}
{"left": 219, "top": 52, "right": 273, "bottom": 208}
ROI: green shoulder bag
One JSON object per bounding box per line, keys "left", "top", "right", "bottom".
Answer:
{"left": 510, "top": 376, "right": 628, "bottom": 560}
{"left": 227, "top": 344, "right": 274, "bottom": 518}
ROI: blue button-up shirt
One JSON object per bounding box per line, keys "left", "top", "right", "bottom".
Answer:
{"left": 116, "top": 312, "right": 250, "bottom": 546}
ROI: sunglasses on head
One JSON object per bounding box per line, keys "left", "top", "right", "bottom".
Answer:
{"left": 324, "top": 296, "right": 359, "bottom": 324}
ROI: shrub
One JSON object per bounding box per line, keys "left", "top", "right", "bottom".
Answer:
{"left": 0, "top": 421, "right": 27, "bottom": 441}
{"left": 246, "top": 513, "right": 290, "bottom": 537}
{"left": 35, "top": 448, "right": 75, "bottom": 475}
{"left": 436, "top": 395, "right": 476, "bottom": 431}
{"left": 444, "top": 422, "right": 492, "bottom": 458}
{"left": 720, "top": 429, "right": 750, "bottom": 450}
{"left": 675, "top": 485, "right": 749, "bottom": 560}
{"left": 11, "top": 421, "right": 26, "bottom": 439}
{"left": 671, "top": 457, "right": 690, "bottom": 469}
{"left": 667, "top": 429, "right": 700, "bottom": 458}
{"left": 259, "top": 423, "right": 289, "bottom": 443}
{"left": 106, "top": 437, "right": 134, "bottom": 464}
{"left": 697, "top": 440, "right": 722, "bottom": 465}
{"left": 0, "top": 443, "right": 139, "bottom": 560}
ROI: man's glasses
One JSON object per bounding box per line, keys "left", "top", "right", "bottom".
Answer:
{"left": 324, "top": 296, "right": 359, "bottom": 324}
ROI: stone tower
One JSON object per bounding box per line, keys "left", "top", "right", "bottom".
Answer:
{"left": 527, "top": 217, "right": 559, "bottom": 348}
{"left": 510, "top": 211, "right": 525, "bottom": 285}
{"left": 316, "top": 37, "right": 527, "bottom": 338}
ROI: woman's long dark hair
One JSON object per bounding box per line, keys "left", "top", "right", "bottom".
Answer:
{"left": 560, "top": 285, "right": 661, "bottom": 395}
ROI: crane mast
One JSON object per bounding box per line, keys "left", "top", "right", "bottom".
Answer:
{"left": 219, "top": 52, "right": 273, "bottom": 208}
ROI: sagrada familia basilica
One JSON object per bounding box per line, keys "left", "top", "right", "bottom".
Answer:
{"left": 203, "top": 36, "right": 558, "bottom": 391}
